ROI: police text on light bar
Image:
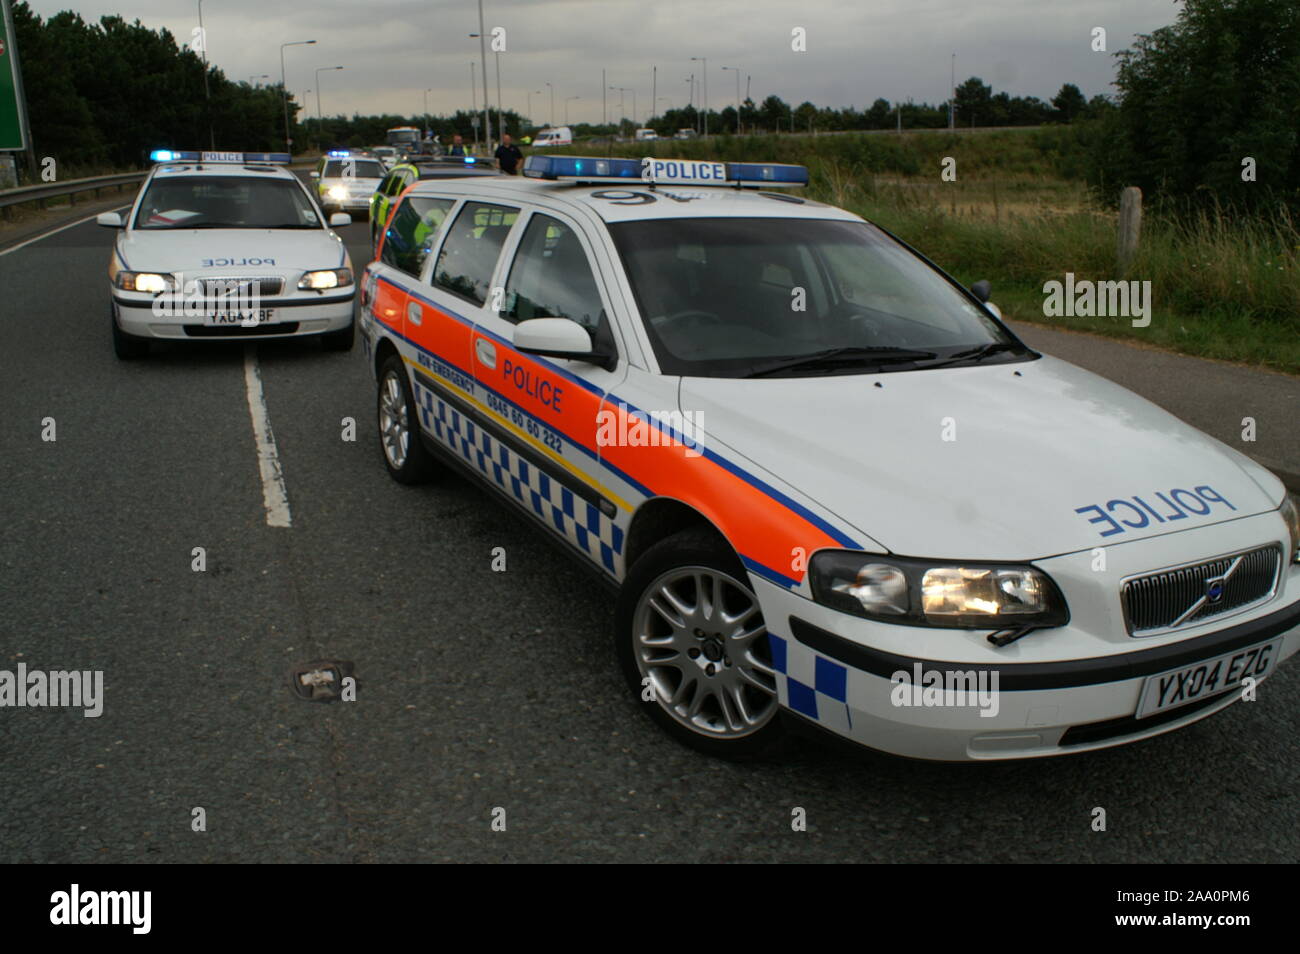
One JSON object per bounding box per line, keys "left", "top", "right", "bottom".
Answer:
{"left": 150, "top": 150, "right": 291, "bottom": 164}
{"left": 522, "top": 155, "right": 808, "bottom": 187}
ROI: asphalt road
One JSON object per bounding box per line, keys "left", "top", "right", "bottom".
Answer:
{"left": 0, "top": 211, "right": 1297, "bottom": 864}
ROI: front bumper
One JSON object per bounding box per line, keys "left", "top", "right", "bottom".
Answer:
{"left": 321, "top": 193, "right": 372, "bottom": 214}
{"left": 113, "top": 293, "right": 354, "bottom": 340}
{"left": 757, "top": 511, "right": 1300, "bottom": 760}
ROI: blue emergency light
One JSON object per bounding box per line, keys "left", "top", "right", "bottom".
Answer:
{"left": 327, "top": 150, "right": 352, "bottom": 158}
{"left": 150, "top": 150, "right": 291, "bottom": 164}
{"left": 521, "top": 154, "right": 807, "bottom": 187}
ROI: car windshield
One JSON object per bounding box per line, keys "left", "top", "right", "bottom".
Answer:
{"left": 134, "top": 176, "right": 322, "bottom": 230}
{"left": 608, "top": 216, "right": 1027, "bottom": 377}
{"left": 322, "top": 159, "right": 385, "bottom": 178}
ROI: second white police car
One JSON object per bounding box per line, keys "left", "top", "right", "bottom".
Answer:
{"left": 100, "top": 150, "right": 357, "bottom": 357}
{"left": 359, "top": 154, "right": 1300, "bottom": 761}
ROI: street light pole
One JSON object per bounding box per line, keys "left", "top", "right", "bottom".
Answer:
{"left": 278, "top": 39, "right": 315, "bottom": 153}
{"left": 546, "top": 82, "right": 554, "bottom": 128}
{"left": 197, "top": 0, "right": 214, "bottom": 149}
{"left": 527, "top": 89, "right": 541, "bottom": 128}
{"left": 249, "top": 73, "right": 268, "bottom": 87}
{"left": 722, "top": 65, "right": 739, "bottom": 133}
{"left": 424, "top": 88, "right": 432, "bottom": 137}
{"left": 476, "top": 0, "right": 492, "bottom": 151}
{"left": 610, "top": 87, "right": 627, "bottom": 133}
{"left": 314, "top": 66, "right": 342, "bottom": 127}
{"left": 949, "top": 53, "right": 955, "bottom": 129}
{"left": 470, "top": 62, "right": 479, "bottom": 150}
{"left": 691, "top": 57, "right": 708, "bottom": 136}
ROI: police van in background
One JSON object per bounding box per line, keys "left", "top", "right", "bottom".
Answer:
{"left": 357, "top": 153, "right": 1300, "bottom": 762}
{"left": 532, "top": 126, "right": 573, "bottom": 147}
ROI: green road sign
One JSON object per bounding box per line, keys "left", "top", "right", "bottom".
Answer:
{"left": 1, "top": 0, "right": 32, "bottom": 151}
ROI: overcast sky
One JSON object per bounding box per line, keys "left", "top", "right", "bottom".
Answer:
{"left": 28, "top": 0, "right": 1179, "bottom": 123}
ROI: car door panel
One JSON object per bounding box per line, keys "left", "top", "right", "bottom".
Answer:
{"left": 469, "top": 207, "right": 631, "bottom": 576}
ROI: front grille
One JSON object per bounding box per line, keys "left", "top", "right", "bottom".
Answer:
{"left": 183, "top": 322, "right": 300, "bottom": 337}
{"left": 1121, "top": 545, "right": 1281, "bottom": 635}
{"left": 199, "top": 276, "right": 284, "bottom": 297}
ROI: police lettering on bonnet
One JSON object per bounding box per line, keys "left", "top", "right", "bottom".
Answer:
{"left": 358, "top": 153, "right": 1300, "bottom": 762}
{"left": 101, "top": 150, "right": 357, "bottom": 358}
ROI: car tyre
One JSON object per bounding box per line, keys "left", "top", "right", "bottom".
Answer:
{"left": 376, "top": 355, "right": 438, "bottom": 484}
{"left": 615, "top": 528, "right": 791, "bottom": 760}
{"left": 110, "top": 303, "right": 149, "bottom": 359}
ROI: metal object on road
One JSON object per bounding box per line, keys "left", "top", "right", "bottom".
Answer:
{"left": 288, "top": 660, "right": 355, "bottom": 702}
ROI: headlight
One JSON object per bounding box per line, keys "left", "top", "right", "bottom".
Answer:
{"left": 298, "top": 268, "right": 353, "bottom": 291}
{"left": 114, "top": 271, "right": 173, "bottom": 293}
{"left": 327, "top": 185, "right": 348, "bottom": 200}
{"left": 1281, "top": 494, "right": 1300, "bottom": 564}
{"left": 810, "top": 551, "right": 1069, "bottom": 629}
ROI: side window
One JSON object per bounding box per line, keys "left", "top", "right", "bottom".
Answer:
{"left": 502, "top": 214, "right": 605, "bottom": 333}
{"left": 380, "top": 196, "right": 455, "bottom": 278}
{"left": 433, "top": 201, "right": 519, "bottom": 306}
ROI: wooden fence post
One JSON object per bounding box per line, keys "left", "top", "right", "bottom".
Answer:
{"left": 1118, "top": 186, "right": 1142, "bottom": 271}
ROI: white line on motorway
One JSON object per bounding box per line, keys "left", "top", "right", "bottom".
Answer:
{"left": 243, "top": 346, "right": 293, "bottom": 528}
{"left": 0, "top": 205, "right": 132, "bottom": 257}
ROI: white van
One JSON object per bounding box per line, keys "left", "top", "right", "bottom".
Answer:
{"left": 635, "top": 128, "right": 658, "bottom": 141}
{"left": 532, "top": 126, "right": 573, "bottom": 147}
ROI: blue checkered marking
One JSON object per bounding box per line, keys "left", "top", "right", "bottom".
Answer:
{"left": 786, "top": 678, "right": 819, "bottom": 720}
{"left": 815, "top": 656, "right": 847, "bottom": 703}
{"left": 414, "top": 379, "right": 623, "bottom": 572}
{"left": 768, "top": 635, "right": 850, "bottom": 728}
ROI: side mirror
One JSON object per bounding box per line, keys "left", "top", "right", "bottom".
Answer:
{"left": 984, "top": 301, "right": 1003, "bottom": 320}
{"left": 329, "top": 213, "right": 352, "bottom": 228}
{"left": 96, "top": 211, "right": 124, "bottom": 228}
{"left": 309, "top": 170, "right": 320, "bottom": 179}
{"left": 970, "top": 279, "right": 992, "bottom": 302}
{"left": 514, "top": 317, "right": 615, "bottom": 371}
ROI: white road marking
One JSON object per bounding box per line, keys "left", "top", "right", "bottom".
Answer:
{"left": 242, "top": 346, "right": 292, "bottom": 528}
{"left": 0, "top": 204, "right": 132, "bottom": 257}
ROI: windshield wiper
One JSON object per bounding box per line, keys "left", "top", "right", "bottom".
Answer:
{"left": 743, "top": 346, "right": 939, "bottom": 378}
{"left": 919, "top": 342, "right": 1028, "bottom": 369}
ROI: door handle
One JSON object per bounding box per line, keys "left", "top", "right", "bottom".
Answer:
{"left": 475, "top": 337, "right": 496, "bottom": 369}
{"left": 406, "top": 301, "right": 422, "bottom": 326}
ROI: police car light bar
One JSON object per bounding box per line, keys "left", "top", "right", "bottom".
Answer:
{"left": 150, "top": 150, "right": 291, "bottom": 164}
{"left": 521, "top": 155, "right": 808, "bottom": 187}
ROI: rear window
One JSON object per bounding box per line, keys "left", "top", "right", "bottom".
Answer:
{"left": 380, "top": 196, "right": 456, "bottom": 278}
{"left": 432, "top": 202, "right": 519, "bottom": 305}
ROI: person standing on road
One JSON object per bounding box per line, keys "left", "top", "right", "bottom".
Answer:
{"left": 494, "top": 134, "right": 524, "bottom": 175}
{"left": 448, "top": 135, "right": 466, "bottom": 157}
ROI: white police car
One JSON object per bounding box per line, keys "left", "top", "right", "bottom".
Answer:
{"left": 312, "top": 151, "right": 386, "bottom": 218}
{"left": 99, "top": 150, "right": 356, "bottom": 358}
{"left": 358, "top": 154, "right": 1300, "bottom": 761}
